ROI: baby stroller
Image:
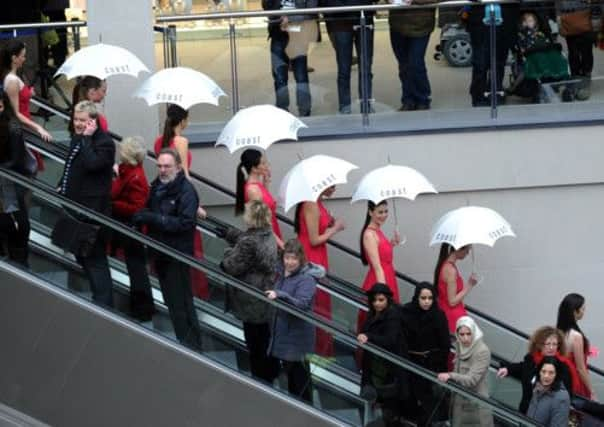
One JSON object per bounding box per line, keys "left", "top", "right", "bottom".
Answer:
{"left": 506, "top": 11, "right": 571, "bottom": 102}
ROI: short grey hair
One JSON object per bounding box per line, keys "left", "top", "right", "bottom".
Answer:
{"left": 119, "top": 136, "right": 147, "bottom": 166}
{"left": 74, "top": 100, "right": 98, "bottom": 118}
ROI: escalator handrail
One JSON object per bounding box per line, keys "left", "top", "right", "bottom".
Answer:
{"left": 29, "top": 96, "right": 604, "bottom": 378}
{"left": 0, "top": 167, "right": 539, "bottom": 426}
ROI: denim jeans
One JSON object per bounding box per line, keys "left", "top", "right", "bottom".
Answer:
{"left": 328, "top": 26, "right": 374, "bottom": 113}
{"left": 270, "top": 31, "right": 311, "bottom": 116}
{"left": 389, "top": 31, "right": 431, "bottom": 107}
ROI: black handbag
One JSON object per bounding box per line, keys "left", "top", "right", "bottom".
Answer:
{"left": 51, "top": 213, "right": 100, "bottom": 257}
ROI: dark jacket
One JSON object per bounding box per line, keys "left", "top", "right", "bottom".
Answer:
{"left": 111, "top": 163, "right": 149, "bottom": 222}
{"left": 60, "top": 128, "right": 115, "bottom": 215}
{"left": 360, "top": 292, "right": 409, "bottom": 400}
{"left": 220, "top": 226, "right": 279, "bottom": 324}
{"left": 263, "top": 0, "right": 318, "bottom": 26}
{"left": 389, "top": 0, "right": 437, "bottom": 38}
{"left": 526, "top": 384, "right": 570, "bottom": 427}
{"left": 321, "top": 0, "right": 377, "bottom": 31}
{"left": 400, "top": 287, "right": 450, "bottom": 372}
{"left": 268, "top": 263, "right": 324, "bottom": 361}
{"left": 502, "top": 353, "right": 573, "bottom": 414}
{"left": 0, "top": 120, "right": 28, "bottom": 210}
{"left": 136, "top": 171, "right": 199, "bottom": 256}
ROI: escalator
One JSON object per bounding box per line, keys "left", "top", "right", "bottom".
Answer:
{"left": 30, "top": 95, "right": 604, "bottom": 397}
{"left": 0, "top": 143, "right": 538, "bottom": 425}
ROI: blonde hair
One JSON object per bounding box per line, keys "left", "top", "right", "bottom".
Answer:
{"left": 73, "top": 100, "right": 98, "bottom": 118}
{"left": 119, "top": 136, "right": 147, "bottom": 166}
{"left": 243, "top": 200, "right": 271, "bottom": 229}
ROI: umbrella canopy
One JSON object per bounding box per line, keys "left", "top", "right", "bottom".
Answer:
{"left": 429, "top": 206, "right": 516, "bottom": 249}
{"left": 351, "top": 164, "right": 437, "bottom": 204}
{"left": 55, "top": 43, "right": 150, "bottom": 80}
{"left": 278, "top": 155, "right": 358, "bottom": 212}
{"left": 215, "top": 105, "right": 307, "bottom": 154}
{"left": 133, "top": 67, "right": 226, "bottom": 109}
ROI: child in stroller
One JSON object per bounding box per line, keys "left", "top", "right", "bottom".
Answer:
{"left": 506, "top": 11, "right": 571, "bottom": 102}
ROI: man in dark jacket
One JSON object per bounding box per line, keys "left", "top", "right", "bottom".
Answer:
{"left": 321, "top": 0, "right": 377, "bottom": 114}
{"left": 262, "top": 0, "right": 317, "bottom": 116}
{"left": 59, "top": 100, "right": 116, "bottom": 308}
{"left": 132, "top": 148, "right": 202, "bottom": 351}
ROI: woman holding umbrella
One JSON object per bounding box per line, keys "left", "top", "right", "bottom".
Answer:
{"left": 154, "top": 104, "right": 210, "bottom": 300}
{"left": 433, "top": 243, "right": 477, "bottom": 333}
{"left": 295, "top": 185, "right": 345, "bottom": 356}
{"left": 357, "top": 200, "right": 400, "bottom": 330}
{"left": 235, "top": 148, "right": 283, "bottom": 249}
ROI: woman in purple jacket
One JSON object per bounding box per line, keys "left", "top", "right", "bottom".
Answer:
{"left": 266, "top": 238, "right": 325, "bottom": 402}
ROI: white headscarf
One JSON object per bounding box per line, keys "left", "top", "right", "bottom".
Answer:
{"left": 455, "top": 316, "right": 484, "bottom": 359}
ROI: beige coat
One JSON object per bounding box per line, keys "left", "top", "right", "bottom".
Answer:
{"left": 449, "top": 339, "right": 494, "bottom": 427}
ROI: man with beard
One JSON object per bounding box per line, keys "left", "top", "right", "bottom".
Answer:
{"left": 132, "top": 148, "right": 202, "bottom": 351}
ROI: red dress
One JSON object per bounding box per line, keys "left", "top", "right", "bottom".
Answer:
{"left": 297, "top": 200, "right": 333, "bottom": 357}
{"left": 98, "top": 113, "right": 109, "bottom": 132}
{"left": 244, "top": 181, "right": 282, "bottom": 240}
{"left": 358, "top": 227, "right": 400, "bottom": 331}
{"left": 154, "top": 136, "right": 192, "bottom": 169}
{"left": 9, "top": 75, "right": 45, "bottom": 172}
{"left": 437, "top": 261, "right": 468, "bottom": 333}
{"left": 154, "top": 135, "right": 209, "bottom": 300}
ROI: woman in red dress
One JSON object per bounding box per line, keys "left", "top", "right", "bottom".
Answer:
{"left": 433, "top": 243, "right": 477, "bottom": 333}
{"left": 70, "top": 76, "right": 108, "bottom": 133}
{"left": 295, "top": 185, "right": 345, "bottom": 356}
{"left": 1, "top": 40, "right": 52, "bottom": 171}
{"left": 154, "top": 104, "right": 209, "bottom": 300}
{"left": 357, "top": 200, "right": 401, "bottom": 330}
{"left": 235, "top": 148, "right": 283, "bottom": 249}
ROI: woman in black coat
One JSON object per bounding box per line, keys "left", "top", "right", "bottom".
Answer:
{"left": 358, "top": 282, "right": 408, "bottom": 427}
{"left": 400, "top": 282, "right": 450, "bottom": 426}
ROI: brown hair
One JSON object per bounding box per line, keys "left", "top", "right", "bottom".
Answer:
{"left": 283, "top": 238, "right": 307, "bottom": 266}
{"left": 157, "top": 147, "right": 182, "bottom": 166}
{"left": 243, "top": 200, "right": 271, "bottom": 230}
{"left": 528, "top": 326, "right": 567, "bottom": 355}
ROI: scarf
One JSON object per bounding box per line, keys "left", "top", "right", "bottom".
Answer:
{"left": 456, "top": 316, "right": 484, "bottom": 359}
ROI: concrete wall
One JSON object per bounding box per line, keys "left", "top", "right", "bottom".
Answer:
{"left": 191, "top": 124, "right": 604, "bottom": 369}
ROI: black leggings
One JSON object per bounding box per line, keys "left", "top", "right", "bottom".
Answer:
{"left": 0, "top": 210, "right": 30, "bottom": 267}
{"left": 565, "top": 33, "right": 594, "bottom": 77}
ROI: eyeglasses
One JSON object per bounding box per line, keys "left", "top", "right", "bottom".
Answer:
{"left": 543, "top": 342, "right": 558, "bottom": 348}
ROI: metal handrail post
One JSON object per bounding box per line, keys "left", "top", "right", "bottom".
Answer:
{"left": 168, "top": 25, "right": 178, "bottom": 67}
{"left": 358, "top": 11, "right": 370, "bottom": 126}
{"left": 228, "top": 20, "right": 240, "bottom": 114}
{"left": 73, "top": 22, "right": 81, "bottom": 52}
{"left": 489, "top": 7, "right": 497, "bottom": 118}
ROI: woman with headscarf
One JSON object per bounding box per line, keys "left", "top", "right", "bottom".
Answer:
{"left": 401, "top": 282, "right": 450, "bottom": 425}
{"left": 358, "top": 282, "right": 408, "bottom": 426}
{"left": 438, "top": 316, "right": 493, "bottom": 427}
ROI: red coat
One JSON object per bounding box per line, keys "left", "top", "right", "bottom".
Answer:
{"left": 111, "top": 163, "right": 149, "bottom": 220}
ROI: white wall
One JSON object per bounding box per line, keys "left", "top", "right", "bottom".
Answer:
{"left": 191, "top": 124, "right": 604, "bottom": 368}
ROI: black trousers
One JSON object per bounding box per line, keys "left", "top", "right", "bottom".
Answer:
{"left": 0, "top": 210, "right": 30, "bottom": 267}
{"left": 155, "top": 256, "right": 202, "bottom": 351}
{"left": 76, "top": 236, "right": 113, "bottom": 308}
{"left": 120, "top": 238, "right": 154, "bottom": 319}
{"left": 281, "top": 360, "right": 312, "bottom": 403}
{"left": 565, "top": 32, "right": 594, "bottom": 77}
{"left": 242, "top": 322, "right": 278, "bottom": 383}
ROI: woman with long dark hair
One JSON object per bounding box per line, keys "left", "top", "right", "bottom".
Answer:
{"left": 69, "top": 76, "right": 108, "bottom": 133}
{"left": 400, "top": 282, "right": 450, "bottom": 425}
{"left": 0, "top": 87, "right": 30, "bottom": 266}
{"left": 526, "top": 356, "right": 570, "bottom": 427}
{"left": 295, "top": 185, "right": 345, "bottom": 356}
{"left": 557, "top": 293, "right": 594, "bottom": 399}
{"left": 234, "top": 148, "right": 282, "bottom": 248}
{"left": 357, "top": 200, "right": 400, "bottom": 330}
{"left": 153, "top": 104, "right": 209, "bottom": 300}
{"left": 433, "top": 243, "right": 477, "bottom": 332}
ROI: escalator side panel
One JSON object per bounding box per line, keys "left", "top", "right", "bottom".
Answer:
{"left": 0, "top": 263, "right": 344, "bottom": 427}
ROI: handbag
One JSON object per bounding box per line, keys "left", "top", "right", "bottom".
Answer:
{"left": 560, "top": 9, "right": 592, "bottom": 36}
{"left": 51, "top": 213, "right": 100, "bottom": 257}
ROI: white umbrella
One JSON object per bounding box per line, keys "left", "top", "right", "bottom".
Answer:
{"left": 278, "top": 155, "right": 358, "bottom": 212}
{"left": 429, "top": 206, "right": 516, "bottom": 249}
{"left": 133, "top": 67, "right": 226, "bottom": 109}
{"left": 215, "top": 105, "right": 307, "bottom": 154}
{"left": 351, "top": 165, "right": 437, "bottom": 204}
{"left": 55, "top": 43, "right": 150, "bottom": 80}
